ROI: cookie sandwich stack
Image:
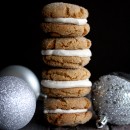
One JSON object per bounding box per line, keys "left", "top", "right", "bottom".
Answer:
{"left": 41, "top": 2, "right": 92, "bottom": 126}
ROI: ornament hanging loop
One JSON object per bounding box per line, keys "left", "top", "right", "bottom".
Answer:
{"left": 96, "top": 115, "right": 108, "bottom": 128}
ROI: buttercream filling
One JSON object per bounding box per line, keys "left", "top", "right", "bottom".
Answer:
{"left": 44, "top": 109, "right": 88, "bottom": 114}
{"left": 41, "top": 79, "right": 92, "bottom": 89}
{"left": 44, "top": 18, "right": 87, "bottom": 25}
{"left": 41, "top": 49, "right": 92, "bottom": 57}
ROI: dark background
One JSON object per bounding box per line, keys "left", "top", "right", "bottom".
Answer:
{"left": 0, "top": 0, "right": 130, "bottom": 82}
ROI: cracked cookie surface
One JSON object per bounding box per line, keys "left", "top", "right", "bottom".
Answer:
{"left": 44, "top": 97, "right": 91, "bottom": 110}
{"left": 42, "top": 87, "right": 91, "bottom": 98}
{"left": 42, "top": 37, "right": 91, "bottom": 50}
{"left": 43, "top": 56, "right": 91, "bottom": 68}
{"left": 41, "top": 23, "right": 90, "bottom": 37}
{"left": 42, "top": 2, "right": 89, "bottom": 18}
{"left": 44, "top": 97, "right": 92, "bottom": 126}
{"left": 41, "top": 68, "right": 91, "bottom": 97}
{"left": 46, "top": 111, "right": 92, "bottom": 126}
{"left": 42, "top": 68, "right": 91, "bottom": 81}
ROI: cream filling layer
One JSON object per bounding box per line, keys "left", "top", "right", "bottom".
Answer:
{"left": 41, "top": 49, "right": 92, "bottom": 57}
{"left": 44, "top": 18, "right": 87, "bottom": 25}
{"left": 44, "top": 109, "right": 88, "bottom": 114}
{"left": 41, "top": 79, "right": 92, "bottom": 89}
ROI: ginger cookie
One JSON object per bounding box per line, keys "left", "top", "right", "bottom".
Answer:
{"left": 44, "top": 97, "right": 92, "bottom": 126}
{"left": 41, "top": 2, "right": 90, "bottom": 37}
{"left": 41, "top": 37, "right": 92, "bottom": 68}
{"left": 42, "top": 37, "right": 91, "bottom": 50}
{"left": 41, "top": 68, "right": 92, "bottom": 97}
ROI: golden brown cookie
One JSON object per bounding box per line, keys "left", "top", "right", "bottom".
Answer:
{"left": 42, "top": 56, "right": 91, "bottom": 68}
{"left": 41, "top": 87, "right": 91, "bottom": 98}
{"left": 44, "top": 97, "right": 92, "bottom": 126}
{"left": 41, "top": 23, "right": 90, "bottom": 37}
{"left": 44, "top": 97, "right": 91, "bottom": 110}
{"left": 42, "top": 2, "right": 89, "bottom": 18}
{"left": 46, "top": 112, "right": 92, "bottom": 126}
{"left": 41, "top": 68, "right": 92, "bottom": 97}
{"left": 41, "top": 2, "right": 90, "bottom": 37}
{"left": 42, "top": 37, "right": 91, "bottom": 50}
{"left": 41, "top": 37, "right": 92, "bottom": 68}
{"left": 42, "top": 68, "right": 91, "bottom": 81}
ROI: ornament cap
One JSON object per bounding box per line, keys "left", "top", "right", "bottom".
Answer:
{"left": 96, "top": 115, "right": 108, "bottom": 128}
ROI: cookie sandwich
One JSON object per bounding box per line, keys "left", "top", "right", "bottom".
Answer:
{"left": 41, "top": 2, "right": 90, "bottom": 37}
{"left": 44, "top": 97, "right": 92, "bottom": 126}
{"left": 41, "top": 67, "right": 92, "bottom": 97}
{"left": 41, "top": 37, "right": 92, "bottom": 68}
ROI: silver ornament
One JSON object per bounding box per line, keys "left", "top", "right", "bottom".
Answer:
{"left": 92, "top": 75, "right": 130, "bottom": 128}
{"left": 0, "top": 76, "right": 36, "bottom": 130}
{"left": 0, "top": 65, "right": 40, "bottom": 99}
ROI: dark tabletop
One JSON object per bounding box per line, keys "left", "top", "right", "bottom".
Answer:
{"left": 20, "top": 100, "right": 130, "bottom": 130}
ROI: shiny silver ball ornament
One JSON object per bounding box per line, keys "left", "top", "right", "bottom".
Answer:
{"left": 0, "top": 76, "right": 36, "bottom": 130}
{"left": 92, "top": 74, "right": 130, "bottom": 128}
{"left": 0, "top": 65, "right": 40, "bottom": 99}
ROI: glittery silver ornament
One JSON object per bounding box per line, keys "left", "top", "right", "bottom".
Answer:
{"left": 92, "top": 75, "right": 130, "bottom": 128}
{"left": 0, "top": 76, "right": 36, "bottom": 130}
{"left": 0, "top": 65, "right": 40, "bottom": 99}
